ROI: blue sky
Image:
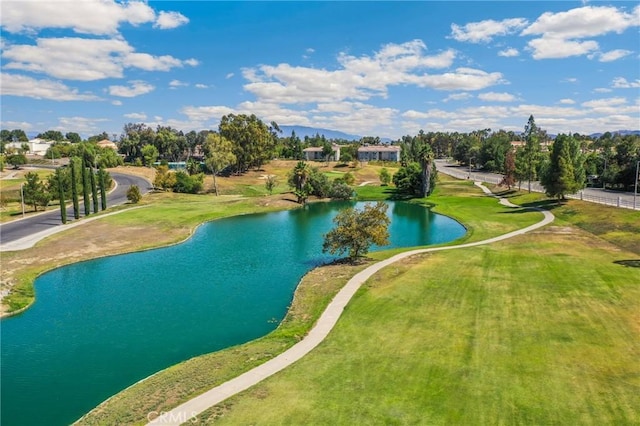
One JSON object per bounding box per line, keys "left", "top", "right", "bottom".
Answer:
{"left": 1, "top": 1, "right": 639, "bottom": 139}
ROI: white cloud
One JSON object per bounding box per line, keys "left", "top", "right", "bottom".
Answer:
{"left": 55, "top": 116, "right": 110, "bottom": 134}
{"left": 124, "top": 112, "right": 148, "bottom": 120}
{"left": 243, "top": 41, "right": 502, "bottom": 105}
{"left": 527, "top": 37, "right": 598, "bottom": 59}
{"left": 0, "top": 0, "right": 155, "bottom": 35}
{"left": 597, "top": 49, "right": 632, "bottom": 62}
{"left": 0, "top": 120, "right": 33, "bottom": 130}
{"left": 184, "top": 58, "right": 199, "bottom": 67}
{"left": 1, "top": 73, "right": 100, "bottom": 101}
{"left": 112, "top": 100, "right": 123, "bottom": 106}
{"left": 450, "top": 18, "right": 528, "bottom": 43}
{"left": 612, "top": 77, "right": 640, "bottom": 88}
{"left": 478, "top": 92, "right": 517, "bottom": 102}
{"left": 2, "top": 37, "right": 195, "bottom": 81}
{"left": 498, "top": 48, "right": 520, "bottom": 57}
{"left": 581, "top": 97, "right": 628, "bottom": 108}
{"left": 195, "top": 83, "right": 209, "bottom": 89}
{"left": 443, "top": 93, "right": 473, "bottom": 102}
{"left": 108, "top": 81, "right": 155, "bottom": 97}
{"left": 154, "top": 11, "right": 189, "bottom": 29}
{"left": 169, "top": 80, "right": 189, "bottom": 88}
{"left": 594, "top": 88, "right": 612, "bottom": 93}
{"left": 559, "top": 98, "right": 576, "bottom": 104}
{"left": 181, "top": 105, "right": 237, "bottom": 123}
{"left": 563, "top": 77, "right": 578, "bottom": 83}
{"left": 522, "top": 5, "right": 639, "bottom": 39}
{"left": 226, "top": 73, "right": 235, "bottom": 79}
{"left": 522, "top": 5, "right": 640, "bottom": 60}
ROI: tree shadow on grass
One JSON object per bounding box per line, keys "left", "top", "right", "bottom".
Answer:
{"left": 519, "top": 199, "right": 566, "bottom": 211}
{"left": 613, "top": 259, "right": 640, "bottom": 268}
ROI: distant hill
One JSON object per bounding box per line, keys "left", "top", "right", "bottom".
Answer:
{"left": 588, "top": 130, "right": 640, "bottom": 138}
{"left": 278, "top": 125, "right": 361, "bottom": 141}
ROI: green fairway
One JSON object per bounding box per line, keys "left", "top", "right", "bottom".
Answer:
{"left": 45, "top": 173, "right": 640, "bottom": 425}
{"left": 194, "top": 217, "right": 640, "bottom": 425}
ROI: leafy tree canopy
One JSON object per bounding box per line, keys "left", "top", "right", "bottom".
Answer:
{"left": 322, "top": 202, "right": 391, "bottom": 262}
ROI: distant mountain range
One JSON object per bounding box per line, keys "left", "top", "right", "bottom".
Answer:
{"left": 278, "top": 126, "right": 639, "bottom": 142}
{"left": 278, "top": 125, "right": 362, "bottom": 141}
{"left": 588, "top": 130, "right": 640, "bottom": 138}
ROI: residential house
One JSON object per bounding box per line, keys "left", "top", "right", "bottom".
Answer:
{"left": 303, "top": 144, "right": 341, "bottom": 162}
{"left": 357, "top": 145, "right": 401, "bottom": 162}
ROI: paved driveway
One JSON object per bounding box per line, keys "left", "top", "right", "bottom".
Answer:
{"left": 0, "top": 171, "right": 151, "bottom": 248}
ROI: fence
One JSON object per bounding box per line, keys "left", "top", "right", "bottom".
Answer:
{"left": 438, "top": 166, "right": 638, "bottom": 211}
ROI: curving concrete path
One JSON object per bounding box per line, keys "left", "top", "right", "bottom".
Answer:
{"left": 146, "top": 182, "right": 554, "bottom": 425}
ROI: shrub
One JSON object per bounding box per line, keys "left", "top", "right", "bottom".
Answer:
{"left": 126, "top": 185, "right": 142, "bottom": 203}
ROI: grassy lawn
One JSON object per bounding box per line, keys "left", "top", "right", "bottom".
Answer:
{"left": 191, "top": 204, "right": 639, "bottom": 425}
{"left": 78, "top": 178, "right": 558, "bottom": 425}
{"left": 4, "top": 163, "right": 638, "bottom": 425}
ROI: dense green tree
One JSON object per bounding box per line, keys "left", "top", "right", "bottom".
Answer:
{"left": 90, "top": 168, "right": 99, "bottom": 213}
{"left": 393, "top": 162, "right": 422, "bottom": 195}
{"left": 479, "top": 130, "right": 512, "bottom": 172}
{"left": 53, "top": 168, "right": 68, "bottom": 224}
{"left": 87, "top": 132, "right": 110, "bottom": 142}
{"left": 141, "top": 144, "right": 159, "bottom": 167}
{"left": 541, "top": 134, "right": 584, "bottom": 199}
{"left": 329, "top": 181, "right": 355, "bottom": 200}
{"left": 97, "top": 167, "right": 109, "bottom": 210}
{"left": 23, "top": 172, "right": 51, "bottom": 212}
{"left": 65, "top": 132, "right": 82, "bottom": 143}
{"left": 203, "top": 133, "right": 236, "bottom": 196}
{"left": 37, "top": 130, "right": 64, "bottom": 141}
{"left": 219, "top": 114, "right": 276, "bottom": 173}
{"left": 82, "top": 164, "right": 91, "bottom": 215}
{"left": 7, "top": 153, "right": 27, "bottom": 169}
{"left": 522, "top": 115, "right": 542, "bottom": 192}
{"left": 322, "top": 202, "right": 390, "bottom": 262}
{"left": 69, "top": 157, "right": 80, "bottom": 219}
{"left": 173, "top": 171, "right": 203, "bottom": 194}
{"left": 283, "top": 130, "right": 303, "bottom": 160}
{"left": 307, "top": 167, "right": 331, "bottom": 198}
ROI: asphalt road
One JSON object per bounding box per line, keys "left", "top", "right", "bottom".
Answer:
{"left": 0, "top": 171, "right": 151, "bottom": 246}
{"left": 435, "top": 160, "right": 639, "bottom": 210}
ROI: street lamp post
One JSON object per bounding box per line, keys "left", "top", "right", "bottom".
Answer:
{"left": 601, "top": 156, "right": 607, "bottom": 189}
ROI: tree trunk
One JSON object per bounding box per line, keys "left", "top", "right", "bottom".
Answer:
{"left": 213, "top": 173, "right": 219, "bottom": 196}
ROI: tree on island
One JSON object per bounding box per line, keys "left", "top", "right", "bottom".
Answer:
{"left": 322, "top": 202, "right": 390, "bottom": 263}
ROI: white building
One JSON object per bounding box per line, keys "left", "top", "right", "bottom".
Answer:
{"left": 303, "top": 144, "right": 341, "bottom": 161}
{"left": 357, "top": 145, "right": 401, "bottom": 162}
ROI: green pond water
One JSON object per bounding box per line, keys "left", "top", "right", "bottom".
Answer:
{"left": 0, "top": 201, "right": 465, "bottom": 425}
